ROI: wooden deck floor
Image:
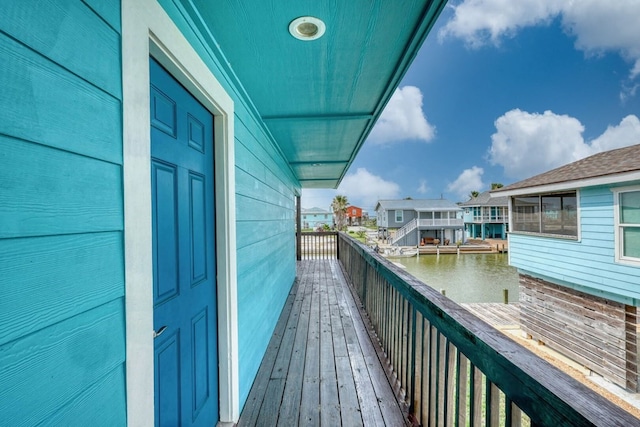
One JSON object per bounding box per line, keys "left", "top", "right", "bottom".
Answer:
{"left": 238, "top": 260, "right": 407, "bottom": 427}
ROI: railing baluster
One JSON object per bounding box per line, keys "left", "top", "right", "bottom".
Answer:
{"left": 456, "top": 353, "right": 468, "bottom": 427}
{"left": 333, "top": 233, "right": 639, "bottom": 427}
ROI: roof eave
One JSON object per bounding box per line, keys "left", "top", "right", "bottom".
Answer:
{"left": 494, "top": 170, "right": 640, "bottom": 197}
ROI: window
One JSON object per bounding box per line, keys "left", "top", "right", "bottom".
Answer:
{"left": 512, "top": 192, "right": 578, "bottom": 238}
{"left": 395, "top": 210, "right": 403, "bottom": 222}
{"left": 615, "top": 188, "right": 640, "bottom": 264}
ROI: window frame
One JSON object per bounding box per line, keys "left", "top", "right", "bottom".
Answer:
{"left": 395, "top": 210, "right": 404, "bottom": 223}
{"left": 510, "top": 191, "right": 580, "bottom": 240}
{"left": 613, "top": 186, "right": 640, "bottom": 266}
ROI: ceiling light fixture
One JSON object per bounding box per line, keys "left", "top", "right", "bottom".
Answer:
{"left": 289, "top": 16, "right": 325, "bottom": 41}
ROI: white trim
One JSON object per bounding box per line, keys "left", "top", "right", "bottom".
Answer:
{"left": 612, "top": 186, "right": 640, "bottom": 267}
{"left": 495, "top": 171, "right": 640, "bottom": 197}
{"left": 122, "top": 1, "right": 239, "bottom": 425}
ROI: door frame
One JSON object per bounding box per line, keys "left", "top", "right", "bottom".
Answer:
{"left": 122, "top": 0, "right": 238, "bottom": 424}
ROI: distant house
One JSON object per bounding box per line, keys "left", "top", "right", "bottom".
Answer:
{"left": 459, "top": 191, "right": 509, "bottom": 240}
{"left": 345, "top": 205, "right": 363, "bottom": 226}
{"left": 375, "top": 199, "right": 463, "bottom": 246}
{"left": 493, "top": 144, "right": 640, "bottom": 392}
{"left": 301, "top": 207, "right": 333, "bottom": 229}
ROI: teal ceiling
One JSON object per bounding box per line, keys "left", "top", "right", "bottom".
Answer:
{"left": 182, "top": 0, "right": 447, "bottom": 188}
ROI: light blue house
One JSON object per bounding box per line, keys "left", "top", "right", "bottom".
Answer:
{"left": 375, "top": 199, "right": 464, "bottom": 246}
{"left": 459, "top": 191, "right": 509, "bottom": 240}
{"left": 301, "top": 207, "right": 333, "bottom": 230}
{"left": 0, "top": 1, "right": 446, "bottom": 425}
{"left": 493, "top": 144, "right": 640, "bottom": 392}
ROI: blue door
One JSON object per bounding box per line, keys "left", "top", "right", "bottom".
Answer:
{"left": 150, "top": 58, "right": 218, "bottom": 426}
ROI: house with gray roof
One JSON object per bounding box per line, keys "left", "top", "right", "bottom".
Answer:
{"left": 459, "top": 191, "right": 509, "bottom": 240}
{"left": 375, "top": 199, "right": 463, "bottom": 246}
{"left": 493, "top": 143, "right": 640, "bottom": 392}
{"left": 301, "top": 207, "right": 333, "bottom": 230}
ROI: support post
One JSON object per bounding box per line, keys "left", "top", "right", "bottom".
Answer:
{"left": 296, "top": 195, "right": 301, "bottom": 261}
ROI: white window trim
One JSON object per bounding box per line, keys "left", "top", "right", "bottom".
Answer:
{"left": 395, "top": 210, "right": 403, "bottom": 223}
{"left": 613, "top": 185, "right": 640, "bottom": 267}
{"left": 122, "top": 1, "right": 239, "bottom": 424}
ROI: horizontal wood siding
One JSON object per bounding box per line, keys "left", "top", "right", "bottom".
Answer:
{"left": 0, "top": 0, "right": 125, "bottom": 424}
{"left": 520, "top": 275, "right": 638, "bottom": 391}
{"left": 509, "top": 186, "right": 640, "bottom": 303}
{"left": 157, "top": 0, "right": 300, "bottom": 407}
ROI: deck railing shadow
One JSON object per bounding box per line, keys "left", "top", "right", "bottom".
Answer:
{"left": 329, "top": 232, "right": 637, "bottom": 426}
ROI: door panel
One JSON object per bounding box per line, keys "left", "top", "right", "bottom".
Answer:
{"left": 151, "top": 57, "right": 218, "bottom": 427}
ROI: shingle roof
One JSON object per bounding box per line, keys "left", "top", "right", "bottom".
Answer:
{"left": 459, "top": 191, "right": 509, "bottom": 207}
{"left": 493, "top": 144, "right": 640, "bottom": 193}
{"left": 302, "top": 207, "right": 331, "bottom": 214}
{"left": 375, "top": 199, "right": 461, "bottom": 211}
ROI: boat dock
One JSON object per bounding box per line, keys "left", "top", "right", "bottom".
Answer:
{"left": 461, "top": 302, "right": 520, "bottom": 330}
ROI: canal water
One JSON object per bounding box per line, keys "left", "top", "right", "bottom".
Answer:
{"left": 396, "top": 253, "right": 519, "bottom": 304}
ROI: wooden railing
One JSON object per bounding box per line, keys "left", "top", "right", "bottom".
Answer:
{"left": 297, "top": 231, "right": 338, "bottom": 260}
{"left": 337, "top": 233, "right": 637, "bottom": 426}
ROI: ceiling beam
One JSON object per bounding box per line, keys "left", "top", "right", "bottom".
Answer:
{"left": 262, "top": 113, "right": 373, "bottom": 122}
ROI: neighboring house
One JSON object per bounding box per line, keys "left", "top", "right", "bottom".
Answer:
{"left": 375, "top": 199, "right": 463, "bottom": 246}
{"left": 493, "top": 144, "right": 640, "bottom": 392}
{"left": 346, "top": 205, "right": 363, "bottom": 226}
{"left": 0, "top": 1, "right": 447, "bottom": 424}
{"left": 459, "top": 191, "right": 509, "bottom": 240}
{"left": 301, "top": 207, "right": 333, "bottom": 229}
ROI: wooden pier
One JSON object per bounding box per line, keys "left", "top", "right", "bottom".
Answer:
{"left": 461, "top": 302, "right": 521, "bottom": 330}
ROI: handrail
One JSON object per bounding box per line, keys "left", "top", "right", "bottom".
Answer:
{"left": 337, "top": 233, "right": 637, "bottom": 426}
{"left": 393, "top": 218, "right": 418, "bottom": 243}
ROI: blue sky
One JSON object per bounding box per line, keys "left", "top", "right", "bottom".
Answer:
{"left": 302, "top": 0, "right": 640, "bottom": 213}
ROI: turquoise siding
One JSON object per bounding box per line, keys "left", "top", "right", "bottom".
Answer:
{"left": 158, "top": 0, "right": 299, "bottom": 407}
{"left": 0, "top": 0, "right": 125, "bottom": 425}
{"left": 510, "top": 186, "right": 640, "bottom": 305}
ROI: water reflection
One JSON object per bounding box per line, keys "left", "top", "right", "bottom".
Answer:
{"left": 398, "top": 253, "right": 519, "bottom": 304}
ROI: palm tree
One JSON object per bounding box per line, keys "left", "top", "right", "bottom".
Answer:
{"left": 491, "top": 183, "right": 504, "bottom": 190}
{"left": 331, "top": 195, "right": 349, "bottom": 231}
{"left": 468, "top": 190, "right": 480, "bottom": 199}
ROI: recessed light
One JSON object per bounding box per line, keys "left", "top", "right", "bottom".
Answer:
{"left": 289, "top": 16, "right": 325, "bottom": 41}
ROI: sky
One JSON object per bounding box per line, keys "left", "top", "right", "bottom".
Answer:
{"left": 301, "top": 0, "right": 640, "bottom": 214}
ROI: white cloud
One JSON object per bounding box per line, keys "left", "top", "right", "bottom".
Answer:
{"left": 440, "top": 0, "right": 640, "bottom": 80}
{"left": 446, "top": 166, "right": 485, "bottom": 200}
{"left": 561, "top": 1, "right": 640, "bottom": 79}
{"left": 589, "top": 115, "right": 640, "bottom": 153}
{"left": 368, "top": 86, "right": 436, "bottom": 145}
{"left": 488, "top": 110, "right": 640, "bottom": 179}
{"left": 338, "top": 168, "right": 401, "bottom": 209}
{"left": 417, "top": 179, "right": 430, "bottom": 194}
{"left": 439, "top": 0, "right": 564, "bottom": 47}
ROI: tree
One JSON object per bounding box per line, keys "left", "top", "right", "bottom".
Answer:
{"left": 468, "top": 190, "right": 480, "bottom": 199}
{"left": 331, "top": 195, "right": 349, "bottom": 231}
{"left": 491, "top": 183, "right": 504, "bottom": 190}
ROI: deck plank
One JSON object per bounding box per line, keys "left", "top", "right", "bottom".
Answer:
{"left": 239, "top": 260, "right": 406, "bottom": 426}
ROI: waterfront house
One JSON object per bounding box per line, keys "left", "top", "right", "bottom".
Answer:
{"left": 375, "top": 199, "right": 464, "bottom": 245}
{"left": 346, "top": 205, "right": 363, "bottom": 226}
{"left": 459, "top": 191, "right": 509, "bottom": 240}
{"left": 301, "top": 207, "right": 333, "bottom": 230}
{"left": 493, "top": 144, "right": 640, "bottom": 391}
{"left": 0, "top": 1, "right": 448, "bottom": 425}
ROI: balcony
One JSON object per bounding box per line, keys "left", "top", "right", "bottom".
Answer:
{"left": 418, "top": 218, "right": 464, "bottom": 227}
{"left": 239, "top": 232, "right": 637, "bottom": 426}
